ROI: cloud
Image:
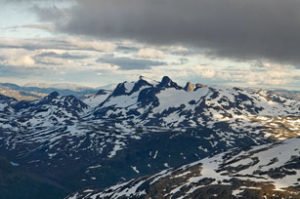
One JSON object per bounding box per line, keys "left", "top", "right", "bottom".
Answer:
{"left": 0, "top": 48, "right": 37, "bottom": 68}
{"left": 137, "top": 48, "right": 165, "bottom": 59}
{"left": 0, "top": 36, "right": 170, "bottom": 72}
{"left": 207, "top": 62, "right": 300, "bottom": 87}
{"left": 97, "top": 55, "right": 166, "bottom": 70}
{"left": 0, "top": 37, "right": 116, "bottom": 52}
{"left": 193, "top": 65, "right": 217, "bottom": 79}
{"left": 37, "top": 0, "right": 300, "bottom": 66}
{"left": 8, "top": 55, "right": 36, "bottom": 67}
{"left": 65, "top": 37, "right": 116, "bottom": 52}
{"left": 0, "top": 37, "right": 117, "bottom": 71}
{"left": 130, "top": 60, "right": 300, "bottom": 90}
{"left": 246, "top": 62, "right": 300, "bottom": 86}
{"left": 36, "top": 51, "right": 88, "bottom": 60}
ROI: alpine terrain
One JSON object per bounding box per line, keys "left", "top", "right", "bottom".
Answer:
{"left": 0, "top": 76, "right": 299, "bottom": 199}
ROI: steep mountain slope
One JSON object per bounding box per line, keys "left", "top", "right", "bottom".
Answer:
{"left": 0, "top": 94, "right": 16, "bottom": 112}
{"left": 82, "top": 89, "right": 111, "bottom": 107}
{"left": 68, "top": 137, "right": 300, "bottom": 199}
{"left": 0, "top": 156, "right": 66, "bottom": 199}
{"left": 0, "top": 76, "right": 299, "bottom": 198}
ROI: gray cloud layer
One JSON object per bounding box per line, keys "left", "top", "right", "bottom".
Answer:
{"left": 38, "top": 0, "right": 300, "bottom": 66}
{"left": 36, "top": 52, "right": 88, "bottom": 60}
{"left": 97, "top": 55, "right": 165, "bottom": 70}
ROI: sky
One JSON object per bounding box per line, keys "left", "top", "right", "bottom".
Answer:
{"left": 0, "top": 0, "right": 299, "bottom": 90}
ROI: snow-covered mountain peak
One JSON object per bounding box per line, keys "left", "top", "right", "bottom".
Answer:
{"left": 110, "top": 76, "right": 184, "bottom": 97}
{"left": 157, "top": 76, "right": 182, "bottom": 90}
{"left": 33, "top": 92, "right": 88, "bottom": 111}
{"left": 38, "top": 91, "right": 60, "bottom": 103}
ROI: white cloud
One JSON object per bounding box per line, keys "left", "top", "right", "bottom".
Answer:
{"left": 0, "top": 48, "right": 37, "bottom": 68}
{"left": 12, "top": 55, "right": 36, "bottom": 67}
{"left": 66, "top": 37, "right": 116, "bottom": 52}
{"left": 0, "top": 36, "right": 118, "bottom": 71}
{"left": 0, "top": 36, "right": 116, "bottom": 52}
{"left": 137, "top": 48, "right": 165, "bottom": 59}
{"left": 192, "top": 65, "right": 217, "bottom": 78}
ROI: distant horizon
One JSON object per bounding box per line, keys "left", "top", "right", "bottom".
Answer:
{"left": 1, "top": 76, "right": 300, "bottom": 92}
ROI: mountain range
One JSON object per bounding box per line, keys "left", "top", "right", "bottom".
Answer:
{"left": 0, "top": 76, "right": 299, "bottom": 199}
{"left": 0, "top": 82, "right": 99, "bottom": 101}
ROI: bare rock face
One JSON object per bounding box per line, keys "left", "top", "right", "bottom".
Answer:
{"left": 184, "top": 82, "right": 206, "bottom": 92}
{"left": 195, "top": 83, "right": 206, "bottom": 89}
{"left": 184, "top": 82, "right": 196, "bottom": 92}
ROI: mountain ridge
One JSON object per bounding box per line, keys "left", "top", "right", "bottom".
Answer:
{"left": 0, "top": 76, "right": 299, "bottom": 198}
{"left": 68, "top": 137, "right": 300, "bottom": 199}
